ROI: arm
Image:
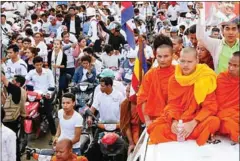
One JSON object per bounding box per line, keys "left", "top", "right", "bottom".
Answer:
{"left": 196, "top": 9, "right": 220, "bottom": 57}
{"left": 72, "top": 67, "right": 80, "bottom": 84}
{"left": 98, "top": 20, "right": 111, "bottom": 34}
{"left": 71, "top": 127, "right": 82, "bottom": 145}
{"left": 1, "top": 74, "right": 21, "bottom": 104}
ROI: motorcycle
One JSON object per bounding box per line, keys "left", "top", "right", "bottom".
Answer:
{"left": 19, "top": 87, "right": 57, "bottom": 154}
{"left": 85, "top": 110, "right": 127, "bottom": 161}
{"left": 70, "top": 82, "right": 97, "bottom": 113}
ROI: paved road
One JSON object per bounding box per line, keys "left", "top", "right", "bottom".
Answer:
{"left": 21, "top": 132, "right": 53, "bottom": 161}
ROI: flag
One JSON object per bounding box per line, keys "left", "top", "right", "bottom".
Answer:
{"left": 129, "top": 38, "right": 148, "bottom": 122}
{"left": 121, "top": 2, "right": 136, "bottom": 49}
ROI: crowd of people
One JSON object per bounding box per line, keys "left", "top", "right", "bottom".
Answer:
{"left": 1, "top": 1, "right": 239, "bottom": 161}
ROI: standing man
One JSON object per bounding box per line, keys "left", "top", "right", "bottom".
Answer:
{"left": 5, "top": 45, "right": 28, "bottom": 81}
{"left": 1, "top": 74, "right": 26, "bottom": 161}
{"left": 196, "top": 5, "right": 239, "bottom": 73}
{"left": 62, "top": 7, "right": 81, "bottom": 39}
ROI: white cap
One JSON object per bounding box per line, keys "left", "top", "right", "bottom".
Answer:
{"left": 187, "top": 2, "right": 194, "bottom": 6}
{"left": 127, "top": 50, "right": 138, "bottom": 59}
{"left": 86, "top": 7, "right": 96, "bottom": 17}
{"left": 7, "top": 18, "right": 15, "bottom": 24}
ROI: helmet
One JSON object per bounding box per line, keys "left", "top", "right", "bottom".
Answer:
{"left": 86, "top": 7, "right": 96, "bottom": 17}
{"left": 99, "top": 69, "right": 115, "bottom": 78}
{"left": 108, "top": 22, "right": 121, "bottom": 31}
{"left": 100, "top": 133, "right": 125, "bottom": 155}
{"left": 170, "top": 26, "right": 179, "bottom": 33}
{"left": 127, "top": 50, "right": 138, "bottom": 59}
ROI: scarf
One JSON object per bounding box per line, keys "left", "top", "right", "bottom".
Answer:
{"left": 51, "top": 49, "right": 63, "bottom": 86}
{"left": 175, "top": 64, "right": 217, "bottom": 104}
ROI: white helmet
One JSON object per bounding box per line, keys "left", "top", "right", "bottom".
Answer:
{"left": 127, "top": 50, "right": 138, "bottom": 59}
{"left": 86, "top": 7, "right": 96, "bottom": 17}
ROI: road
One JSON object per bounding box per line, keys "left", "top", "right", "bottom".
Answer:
{"left": 21, "top": 132, "right": 53, "bottom": 161}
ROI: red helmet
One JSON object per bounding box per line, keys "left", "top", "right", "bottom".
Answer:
{"left": 101, "top": 133, "right": 119, "bottom": 145}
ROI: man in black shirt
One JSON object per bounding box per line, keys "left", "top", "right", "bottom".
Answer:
{"left": 99, "top": 21, "right": 127, "bottom": 52}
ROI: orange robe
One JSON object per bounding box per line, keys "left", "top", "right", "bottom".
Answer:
{"left": 120, "top": 99, "right": 141, "bottom": 144}
{"left": 137, "top": 65, "right": 175, "bottom": 121}
{"left": 216, "top": 72, "right": 240, "bottom": 142}
{"left": 148, "top": 75, "right": 220, "bottom": 146}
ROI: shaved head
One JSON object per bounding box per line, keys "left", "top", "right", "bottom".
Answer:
{"left": 57, "top": 139, "right": 73, "bottom": 150}
{"left": 180, "top": 47, "right": 197, "bottom": 59}
{"left": 228, "top": 51, "right": 240, "bottom": 77}
{"left": 179, "top": 47, "right": 198, "bottom": 75}
{"left": 56, "top": 139, "right": 73, "bottom": 161}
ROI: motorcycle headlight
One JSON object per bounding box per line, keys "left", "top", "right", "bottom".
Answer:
{"left": 79, "top": 85, "right": 88, "bottom": 91}
{"left": 28, "top": 95, "right": 36, "bottom": 102}
{"left": 104, "top": 124, "right": 117, "bottom": 131}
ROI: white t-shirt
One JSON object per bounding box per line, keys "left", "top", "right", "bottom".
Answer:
{"left": 34, "top": 41, "right": 48, "bottom": 62}
{"left": 70, "top": 20, "right": 76, "bottom": 34}
{"left": 58, "top": 109, "right": 83, "bottom": 149}
{"left": 25, "top": 68, "right": 55, "bottom": 94}
{"left": 62, "top": 42, "right": 75, "bottom": 68}
{"left": 102, "top": 53, "right": 119, "bottom": 68}
{"left": 92, "top": 89, "right": 124, "bottom": 122}
{"left": 167, "top": 5, "right": 180, "bottom": 21}
{"left": 5, "top": 59, "right": 28, "bottom": 80}
{"left": 93, "top": 80, "right": 126, "bottom": 101}
{"left": 42, "top": 21, "right": 51, "bottom": 34}
{"left": 81, "top": 68, "right": 88, "bottom": 82}
{"left": 31, "top": 22, "right": 42, "bottom": 33}
{"left": 16, "top": 2, "right": 28, "bottom": 16}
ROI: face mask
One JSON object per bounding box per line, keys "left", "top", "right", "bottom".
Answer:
{"left": 185, "top": 19, "right": 190, "bottom": 24}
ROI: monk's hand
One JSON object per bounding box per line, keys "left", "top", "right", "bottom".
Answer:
{"left": 128, "top": 144, "right": 135, "bottom": 155}
{"left": 171, "top": 120, "right": 178, "bottom": 135}
{"left": 182, "top": 120, "right": 198, "bottom": 138}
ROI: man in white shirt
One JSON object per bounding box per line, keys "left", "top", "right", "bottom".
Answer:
{"left": 5, "top": 45, "right": 28, "bottom": 81}
{"left": 41, "top": 13, "right": 51, "bottom": 34}
{"left": 25, "top": 56, "right": 56, "bottom": 141}
{"left": 62, "top": 31, "right": 76, "bottom": 77}
{"left": 88, "top": 77, "right": 124, "bottom": 125}
{"left": 93, "top": 69, "right": 126, "bottom": 102}
{"left": 1, "top": 108, "right": 17, "bottom": 161}
{"left": 1, "top": 14, "right": 13, "bottom": 47}
{"left": 16, "top": 2, "right": 28, "bottom": 17}
{"left": 31, "top": 14, "right": 42, "bottom": 33}
{"left": 33, "top": 32, "right": 48, "bottom": 62}
{"left": 167, "top": 2, "right": 180, "bottom": 26}
{"left": 54, "top": 93, "right": 83, "bottom": 155}
{"left": 86, "top": 7, "right": 99, "bottom": 45}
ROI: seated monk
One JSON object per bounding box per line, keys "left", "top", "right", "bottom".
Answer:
{"left": 196, "top": 41, "right": 214, "bottom": 70}
{"left": 52, "top": 139, "right": 88, "bottom": 161}
{"left": 120, "top": 85, "right": 141, "bottom": 154}
{"left": 216, "top": 51, "right": 240, "bottom": 143}
{"left": 148, "top": 47, "right": 220, "bottom": 146}
{"left": 138, "top": 35, "right": 175, "bottom": 126}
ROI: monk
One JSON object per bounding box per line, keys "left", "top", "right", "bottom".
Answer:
{"left": 216, "top": 51, "right": 240, "bottom": 143}
{"left": 120, "top": 85, "right": 141, "bottom": 154}
{"left": 137, "top": 43, "right": 175, "bottom": 126}
{"left": 148, "top": 47, "right": 220, "bottom": 146}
